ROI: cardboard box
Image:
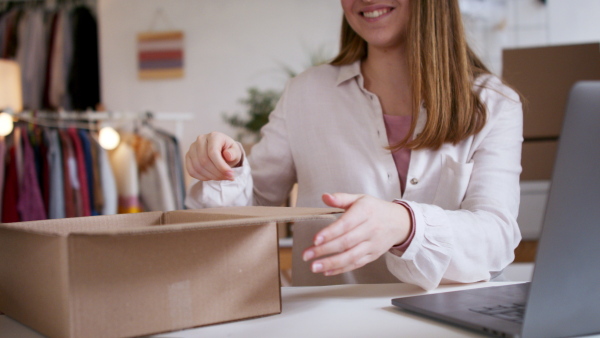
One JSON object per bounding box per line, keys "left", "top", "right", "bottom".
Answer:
{"left": 521, "top": 140, "right": 559, "bottom": 181}
{"left": 0, "top": 207, "right": 340, "bottom": 338}
{"left": 503, "top": 43, "right": 600, "bottom": 180}
{"left": 503, "top": 43, "right": 600, "bottom": 139}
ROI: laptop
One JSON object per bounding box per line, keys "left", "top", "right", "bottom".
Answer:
{"left": 391, "top": 81, "right": 600, "bottom": 338}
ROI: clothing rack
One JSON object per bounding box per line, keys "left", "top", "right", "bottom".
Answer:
{"left": 10, "top": 110, "right": 194, "bottom": 141}
{"left": 0, "top": 0, "right": 92, "bottom": 7}
{"left": 1, "top": 108, "right": 192, "bottom": 221}
{"left": 0, "top": 0, "right": 91, "bottom": 3}
{"left": 0, "top": 0, "right": 44, "bottom": 2}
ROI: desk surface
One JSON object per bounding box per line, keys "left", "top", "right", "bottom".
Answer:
{"left": 1, "top": 282, "right": 536, "bottom": 338}
{"left": 167, "top": 282, "right": 516, "bottom": 338}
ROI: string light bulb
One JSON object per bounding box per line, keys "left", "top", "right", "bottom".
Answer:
{"left": 0, "top": 112, "right": 14, "bottom": 137}
{"left": 98, "top": 126, "right": 120, "bottom": 150}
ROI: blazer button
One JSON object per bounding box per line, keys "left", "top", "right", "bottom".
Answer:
{"left": 410, "top": 178, "right": 419, "bottom": 185}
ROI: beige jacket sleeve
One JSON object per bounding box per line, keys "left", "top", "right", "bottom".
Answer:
{"left": 385, "top": 79, "right": 524, "bottom": 290}
{"left": 184, "top": 83, "right": 295, "bottom": 209}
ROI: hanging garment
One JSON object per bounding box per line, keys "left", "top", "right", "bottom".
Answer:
{"left": 42, "top": 11, "right": 59, "bottom": 109}
{"left": 133, "top": 129, "right": 176, "bottom": 211}
{"left": 0, "top": 137, "right": 6, "bottom": 216}
{"left": 0, "top": 8, "right": 22, "bottom": 59}
{"left": 60, "top": 9, "right": 73, "bottom": 110}
{"left": 77, "top": 129, "right": 97, "bottom": 215}
{"left": 2, "top": 146, "right": 20, "bottom": 223}
{"left": 3, "top": 128, "right": 23, "bottom": 222}
{"left": 161, "top": 134, "right": 180, "bottom": 209}
{"left": 27, "top": 127, "right": 49, "bottom": 215}
{"left": 15, "top": 8, "right": 47, "bottom": 110}
{"left": 68, "top": 127, "right": 91, "bottom": 216}
{"left": 68, "top": 6, "right": 99, "bottom": 110}
{"left": 168, "top": 133, "right": 186, "bottom": 210}
{"left": 14, "top": 126, "right": 23, "bottom": 188}
{"left": 58, "top": 129, "right": 79, "bottom": 218}
{"left": 46, "top": 9, "right": 72, "bottom": 110}
{"left": 130, "top": 132, "right": 176, "bottom": 212}
{"left": 41, "top": 131, "right": 51, "bottom": 213}
{"left": 97, "top": 138, "right": 117, "bottom": 215}
{"left": 109, "top": 139, "right": 142, "bottom": 213}
{"left": 0, "top": 10, "right": 9, "bottom": 57}
{"left": 45, "top": 128, "right": 65, "bottom": 219}
{"left": 17, "top": 127, "right": 46, "bottom": 221}
{"left": 88, "top": 131, "right": 104, "bottom": 215}
{"left": 154, "top": 129, "right": 185, "bottom": 210}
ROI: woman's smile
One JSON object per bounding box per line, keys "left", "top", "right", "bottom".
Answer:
{"left": 362, "top": 7, "right": 394, "bottom": 20}
{"left": 342, "top": 0, "right": 408, "bottom": 50}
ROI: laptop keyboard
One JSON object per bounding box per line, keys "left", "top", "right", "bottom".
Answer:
{"left": 469, "top": 303, "right": 526, "bottom": 324}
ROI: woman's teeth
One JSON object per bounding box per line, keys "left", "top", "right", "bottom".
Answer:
{"left": 363, "top": 8, "right": 391, "bottom": 18}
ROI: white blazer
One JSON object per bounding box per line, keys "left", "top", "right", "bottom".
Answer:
{"left": 186, "top": 62, "right": 523, "bottom": 290}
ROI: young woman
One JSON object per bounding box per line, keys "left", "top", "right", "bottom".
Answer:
{"left": 185, "top": 0, "right": 523, "bottom": 290}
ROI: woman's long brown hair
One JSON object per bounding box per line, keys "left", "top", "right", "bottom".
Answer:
{"left": 331, "top": 0, "right": 490, "bottom": 150}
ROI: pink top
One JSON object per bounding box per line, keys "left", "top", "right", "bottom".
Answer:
{"left": 382, "top": 114, "right": 415, "bottom": 252}
{"left": 382, "top": 114, "right": 412, "bottom": 194}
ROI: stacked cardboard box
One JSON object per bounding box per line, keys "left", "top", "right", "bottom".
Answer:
{"left": 502, "top": 43, "right": 600, "bottom": 180}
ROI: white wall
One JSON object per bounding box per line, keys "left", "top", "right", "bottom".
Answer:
{"left": 463, "top": 0, "right": 600, "bottom": 75}
{"left": 98, "top": 0, "right": 341, "bottom": 162}
{"left": 548, "top": 0, "right": 600, "bottom": 45}
{"left": 98, "top": 0, "right": 599, "bottom": 179}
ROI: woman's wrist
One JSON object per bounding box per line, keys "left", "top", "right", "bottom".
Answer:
{"left": 391, "top": 200, "right": 416, "bottom": 252}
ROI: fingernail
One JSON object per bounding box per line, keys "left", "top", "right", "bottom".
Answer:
{"left": 303, "top": 250, "right": 314, "bottom": 261}
{"left": 312, "top": 263, "right": 323, "bottom": 273}
{"left": 314, "top": 235, "right": 324, "bottom": 246}
{"left": 324, "top": 270, "right": 334, "bottom": 276}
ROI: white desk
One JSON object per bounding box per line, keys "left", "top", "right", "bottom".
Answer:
{"left": 0, "top": 282, "right": 535, "bottom": 338}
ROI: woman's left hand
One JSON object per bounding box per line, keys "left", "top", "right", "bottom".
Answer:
{"left": 302, "top": 193, "right": 412, "bottom": 276}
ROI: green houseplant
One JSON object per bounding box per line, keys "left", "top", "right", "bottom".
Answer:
{"left": 222, "top": 87, "right": 280, "bottom": 144}
{"left": 223, "top": 48, "right": 331, "bottom": 143}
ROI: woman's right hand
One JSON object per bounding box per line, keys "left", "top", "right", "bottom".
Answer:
{"left": 185, "top": 132, "right": 243, "bottom": 181}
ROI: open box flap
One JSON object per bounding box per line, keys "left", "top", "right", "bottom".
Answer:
{"left": 0, "top": 212, "right": 165, "bottom": 236}
{"left": 69, "top": 207, "right": 344, "bottom": 236}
